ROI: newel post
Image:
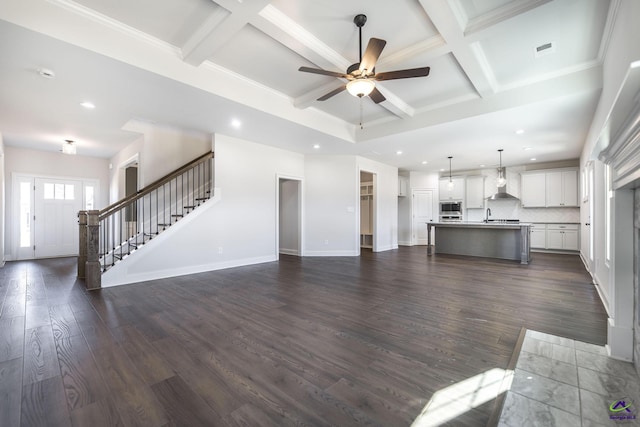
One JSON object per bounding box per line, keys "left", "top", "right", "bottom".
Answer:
{"left": 77, "top": 211, "right": 87, "bottom": 279}
{"left": 85, "top": 210, "right": 102, "bottom": 290}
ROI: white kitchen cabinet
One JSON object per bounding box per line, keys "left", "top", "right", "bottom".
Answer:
{"left": 465, "top": 176, "right": 485, "bottom": 209}
{"left": 546, "top": 170, "right": 578, "bottom": 207}
{"left": 522, "top": 169, "right": 578, "bottom": 208}
{"left": 529, "top": 224, "right": 546, "bottom": 249}
{"left": 546, "top": 224, "right": 579, "bottom": 250}
{"left": 439, "top": 177, "right": 465, "bottom": 201}
{"left": 398, "top": 175, "right": 409, "bottom": 197}
{"left": 520, "top": 173, "right": 546, "bottom": 207}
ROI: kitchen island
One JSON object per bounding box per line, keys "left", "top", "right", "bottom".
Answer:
{"left": 427, "top": 222, "right": 532, "bottom": 264}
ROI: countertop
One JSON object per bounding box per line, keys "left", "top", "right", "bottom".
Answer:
{"left": 427, "top": 221, "right": 532, "bottom": 230}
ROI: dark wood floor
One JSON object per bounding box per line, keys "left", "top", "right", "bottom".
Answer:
{"left": 0, "top": 248, "right": 607, "bottom": 426}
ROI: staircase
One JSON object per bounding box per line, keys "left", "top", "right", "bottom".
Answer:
{"left": 78, "top": 151, "right": 214, "bottom": 289}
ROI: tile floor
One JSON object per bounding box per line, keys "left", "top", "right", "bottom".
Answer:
{"left": 498, "top": 330, "right": 640, "bottom": 426}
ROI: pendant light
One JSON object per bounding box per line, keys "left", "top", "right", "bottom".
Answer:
{"left": 447, "top": 156, "right": 454, "bottom": 190}
{"left": 496, "top": 149, "right": 507, "bottom": 187}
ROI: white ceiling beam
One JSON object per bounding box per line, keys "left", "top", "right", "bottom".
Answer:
{"left": 255, "top": 5, "right": 351, "bottom": 72}
{"left": 376, "top": 35, "right": 449, "bottom": 69}
{"left": 181, "top": 0, "right": 271, "bottom": 66}
{"left": 294, "top": 82, "right": 346, "bottom": 109}
{"left": 373, "top": 85, "right": 415, "bottom": 119}
{"left": 418, "top": 0, "right": 496, "bottom": 98}
{"left": 463, "top": 0, "right": 553, "bottom": 39}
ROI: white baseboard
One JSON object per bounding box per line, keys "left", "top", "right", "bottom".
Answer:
{"left": 304, "top": 250, "right": 359, "bottom": 256}
{"left": 398, "top": 241, "right": 412, "bottom": 246}
{"left": 279, "top": 248, "right": 299, "bottom": 256}
{"left": 103, "top": 254, "right": 276, "bottom": 288}
{"left": 373, "top": 244, "right": 398, "bottom": 252}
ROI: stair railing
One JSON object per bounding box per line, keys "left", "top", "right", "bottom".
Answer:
{"left": 78, "top": 151, "right": 214, "bottom": 289}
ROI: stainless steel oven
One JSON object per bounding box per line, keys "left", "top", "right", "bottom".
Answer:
{"left": 439, "top": 201, "right": 462, "bottom": 222}
{"left": 439, "top": 201, "right": 462, "bottom": 215}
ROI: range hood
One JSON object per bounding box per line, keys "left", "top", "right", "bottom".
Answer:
{"left": 487, "top": 167, "right": 519, "bottom": 200}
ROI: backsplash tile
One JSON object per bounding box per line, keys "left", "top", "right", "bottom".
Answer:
{"left": 466, "top": 203, "right": 580, "bottom": 223}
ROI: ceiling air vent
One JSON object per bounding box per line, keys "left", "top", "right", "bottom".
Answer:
{"left": 534, "top": 41, "right": 555, "bottom": 58}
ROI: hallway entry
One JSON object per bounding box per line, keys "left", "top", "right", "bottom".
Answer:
{"left": 277, "top": 176, "right": 302, "bottom": 257}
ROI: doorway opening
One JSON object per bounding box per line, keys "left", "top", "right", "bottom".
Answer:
{"left": 277, "top": 176, "right": 302, "bottom": 258}
{"left": 360, "top": 171, "right": 376, "bottom": 252}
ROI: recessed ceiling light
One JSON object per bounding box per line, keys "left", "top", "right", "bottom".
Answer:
{"left": 313, "top": 144, "right": 320, "bottom": 149}
{"left": 479, "top": 164, "right": 485, "bottom": 167}
{"left": 523, "top": 147, "right": 532, "bottom": 151}
{"left": 515, "top": 129, "right": 525, "bottom": 135}
{"left": 421, "top": 160, "right": 427, "bottom": 164}
{"left": 80, "top": 102, "right": 95, "bottom": 109}
{"left": 530, "top": 158, "right": 537, "bottom": 161}
{"left": 396, "top": 150, "right": 403, "bottom": 155}
{"left": 440, "top": 168, "right": 445, "bottom": 172}
{"left": 37, "top": 68, "right": 55, "bottom": 79}
{"left": 231, "top": 119, "right": 241, "bottom": 128}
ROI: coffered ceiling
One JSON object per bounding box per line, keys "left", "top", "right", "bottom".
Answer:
{"left": 0, "top": 0, "right": 616, "bottom": 172}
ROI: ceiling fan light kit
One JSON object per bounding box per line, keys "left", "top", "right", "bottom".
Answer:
{"left": 346, "top": 79, "right": 375, "bottom": 97}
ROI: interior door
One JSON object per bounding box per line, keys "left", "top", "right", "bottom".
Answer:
{"left": 34, "top": 178, "right": 82, "bottom": 258}
{"left": 412, "top": 189, "right": 434, "bottom": 245}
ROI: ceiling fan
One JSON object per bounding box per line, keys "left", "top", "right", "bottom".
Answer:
{"left": 298, "top": 14, "right": 431, "bottom": 104}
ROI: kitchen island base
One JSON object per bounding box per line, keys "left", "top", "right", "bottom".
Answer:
{"left": 427, "top": 222, "right": 531, "bottom": 264}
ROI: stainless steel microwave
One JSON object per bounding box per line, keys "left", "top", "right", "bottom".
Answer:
{"left": 439, "top": 201, "right": 462, "bottom": 214}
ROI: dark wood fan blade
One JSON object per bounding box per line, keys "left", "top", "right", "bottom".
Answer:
{"left": 374, "top": 67, "right": 430, "bottom": 81}
{"left": 359, "top": 38, "right": 386, "bottom": 74}
{"left": 298, "top": 66, "right": 350, "bottom": 79}
{"left": 317, "top": 85, "right": 347, "bottom": 101}
{"left": 369, "top": 87, "right": 386, "bottom": 104}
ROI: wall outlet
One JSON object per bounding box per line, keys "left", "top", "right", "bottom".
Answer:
{"left": 324, "top": 239, "right": 329, "bottom": 245}
{"left": 218, "top": 247, "right": 223, "bottom": 254}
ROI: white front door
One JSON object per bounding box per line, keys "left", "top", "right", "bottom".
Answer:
{"left": 33, "top": 178, "right": 82, "bottom": 258}
{"left": 412, "top": 189, "right": 434, "bottom": 245}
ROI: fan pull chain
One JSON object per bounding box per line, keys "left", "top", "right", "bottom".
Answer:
{"left": 359, "top": 97, "right": 364, "bottom": 130}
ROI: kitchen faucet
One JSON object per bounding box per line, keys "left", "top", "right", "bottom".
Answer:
{"left": 485, "top": 208, "right": 491, "bottom": 223}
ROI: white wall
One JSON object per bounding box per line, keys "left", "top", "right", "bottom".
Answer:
{"left": 358, "top": 156, "right": 399, "bottom": 251}
{"left": 0, "top": 133, "right": 4, "bottom": 266}
{"left": 304, "top": 155, "right": 358, "bottom": 256}
{"left": 577, "top": 0, "right": 640, "bottom": 361}
{"left": 119, "top": 120, "right": 211, "bottom": 187}
{"left": 580, "top": 0, "right": 640, "bottom": 306}
{"left": 3, "top": 146, "right": 109, "bottom": 260}
{"left": 103, "top": 134, "right": 305, "bottom": 286}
